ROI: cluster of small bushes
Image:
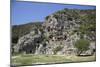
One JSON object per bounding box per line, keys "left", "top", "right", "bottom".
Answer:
{"left": 75, "top": 39, "right": 90, "bottom": 55}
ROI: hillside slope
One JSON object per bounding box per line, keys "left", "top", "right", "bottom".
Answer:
{"left": 12, "top": 9, "right": 96, "bottom": 56}
{"left": 12, "top": 22, "right": 43, "bottom": 43}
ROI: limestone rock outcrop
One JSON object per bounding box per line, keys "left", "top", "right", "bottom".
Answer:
{"left": 12, "top": 9, "right": 96, "bottom": 56}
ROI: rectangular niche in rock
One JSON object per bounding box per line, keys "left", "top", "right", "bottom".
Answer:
{"left": 11, "top": 0, "right": 96, "bottom": 67}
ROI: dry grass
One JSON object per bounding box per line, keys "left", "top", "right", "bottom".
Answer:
{"left": 11, "top": 54, "right": 96, "bottom": 66}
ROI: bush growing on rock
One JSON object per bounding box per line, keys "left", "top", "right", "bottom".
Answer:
{"left": 75, "top": 39, "right": 90, "bottom": 55}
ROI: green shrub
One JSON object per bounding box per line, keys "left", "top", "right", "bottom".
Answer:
{"left": 75, "top": 39, "right": 90, "bottom": 55}
{"left": 45, "top": 16, "right": 50, "bottom": 20}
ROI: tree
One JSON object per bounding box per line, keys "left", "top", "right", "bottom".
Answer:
{"left": 75, "top": 39, "right": 90, "bottom": 55}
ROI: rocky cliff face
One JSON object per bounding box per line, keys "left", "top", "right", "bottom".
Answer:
{"left": 12, "top": 9, "right": 96, "bottom": 56}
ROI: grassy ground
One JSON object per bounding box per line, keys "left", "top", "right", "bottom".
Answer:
{"left": 11, "top": 54, "right": 96, "bottom": 66}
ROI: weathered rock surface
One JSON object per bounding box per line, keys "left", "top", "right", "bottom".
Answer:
{"left": 12, "top": 9, "right": 96, "bottom": 56}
